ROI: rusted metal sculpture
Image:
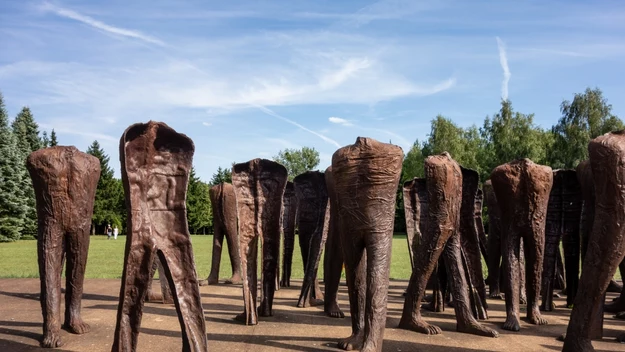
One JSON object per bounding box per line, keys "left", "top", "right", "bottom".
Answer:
{"left": 563, "top": 131, "right": 625, "bottom": 352}
{"left": 295, "top": 171, "right": 329, "bottom": 308}
{"left": 232, "top": 158, "right": 287, "bottom": 325}
{"left": 333, "top": 137, "right": 403, "bottom": 352}
{"left": 204, "top": 183, "right": 242, "bottom": 285}
{"left": 280, "top": 182, "right": 297, "bottom": 288}
{"left": 112, "top": 121, "right": 207, "bottom": 352}
{"left": 400, "top": 153, "right": 498, "bottom": 338}
{"left": 491, "top": 158, "right": 552, "bottom": 332}
{"left": 146, "top": 256, "right": 173, "bottom": 304}
{"left": 459, "top": 166, "right": 488, "bottom": 317}
{"left": 323, "top": 166, "right": 345, "bottom": 318}
{"left": 26, "top": 146, "right": 100, "bottom": 348}
{"left": 475, "top": 189, "right": 489, "bottom": 266}
{"left": 540, "top": 170, "right": 581, "bottom": 312}
{"left": 484, "top": 180, "right": 503, "bottom": 299}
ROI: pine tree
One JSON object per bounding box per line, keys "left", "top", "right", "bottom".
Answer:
{"left": 50, "top": 129, "right": 58, "bottom": 146}
{"left": 12, "top": 107, "right": 42, "bottom": 237}
{"left": 209, "top": 165, "right": 233, "bottom": 186}
{"left": 0, "top": 92, "right": 28, "bottom": 241}
{"left": 87, "top": 140, "right": 123, "bottom": 234}
{"left": 187, "top": 167, "right": 212, "bottom": 234}
{"left": 41, "top": 131, "right": 50, "bottom": 148}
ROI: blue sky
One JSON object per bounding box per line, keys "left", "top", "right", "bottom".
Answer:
{"left": 1, "top": 0, "right": 624, "bottom": 180}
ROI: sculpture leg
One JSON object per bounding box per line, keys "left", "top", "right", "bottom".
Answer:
{"left": 488, "top": 228, "right": 503, "bottom": 299}
{"left": 112, "top": 239, "right": 154, "bottom": 351}
{"left": 146, "top": 258, "right": 160, "bottom": 301}
{"left": 38, "top": 222, "right": 65, "bottom": 348}
{"left": 524, "top": 230, "right": 548, "bottom": 326}
{"left": 324, "top": 229, "right": 344, "bottom": 318}
{"left": 519, "top": 239, "right": 527, "bottom": 305}
{"left": 63, "top": 227, "right": 90, "bottom": 334}
{"left": 298, "top": 226, "right": 327, "bottom": 308}
{"left": 502, "top": 228, "right": 521, "bottom": 331}
{"left": 207, "top": 224, "right": 225, "bottom": 285}
{"left": 157, "top": 258, "right": 173, "bottom": 304}
{"left": 224, "top": 226, "right": 242, "bottom": 285}
{"left": 280, "top": 229, "right": 295, "bottom": 287}
{"left": 445, "top": 232, "right": 498, "bottom": 337}
{"left": 399, "top": 227, "right": 449, "bottom": 335}
{"left": 236, "top": 235, "right": 259, "bottom": 325}
{"left": 156, "top": 245, "right": 208, "bottom": 352}
{"left": 259, "top": 229, "right": 279, "bottom": 317}
{"left": 337, "top": 236, "right": 366, "bottom": 351}
{"left": 605, "top": 259, "right": 625, "bottom": 313}
{"left": 360, "top": 232, "right": 393, "bottom": 352}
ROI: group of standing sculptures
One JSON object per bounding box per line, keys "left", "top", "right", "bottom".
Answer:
{"left": 24, "top": 119, "right": 625, "bottom": 352}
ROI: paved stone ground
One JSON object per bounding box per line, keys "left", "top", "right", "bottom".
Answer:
{"left": 0, "top": 278, "right": 624, "bottom": 351}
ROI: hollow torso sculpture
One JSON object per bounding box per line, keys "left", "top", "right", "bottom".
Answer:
{"left": 400, "top": 153, "right": 498, "bottom": 338}
{"left": 26, "top": 146, "right": 100, "bottom": 348}
{"left": 491, "top": 158, "right": 552, "bottom": 332}
{"left": 323, "top": 166, "right": 345, "bottom": 318}
{"left": 232, "top": 158, "right": 287, "bottom": 325}
{"left": 280, "top": 182, "right": 297, "bottom": 288}
{"left": 332, "top": 137, "right": 403, "bottom": 352}
{"left": 204, "top": 183, "right": 242, "bottom": 285}
{"left": 563, "top": 131, "right": 625, "bottom": 351}
{"left": 540, "top": 170, "right": 582, "bottom": 311}
{"left": 112, "top": 121, "right": 207, "bottom": 352}
{"left": 295, "top": 171, "right": 330, "bottom": 308}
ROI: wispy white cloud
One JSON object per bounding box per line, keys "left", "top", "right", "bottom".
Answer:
{"left": 40, "top": 1, "right": 166, "bottom": 46}
{"left": 496, "top": 36, "right": 511, "bottom": 100}
{"left": 202, "top": 122, "right": 212, "bottom": 127}
{"left": 255, "top": 105, "right": 341, "bottom": 148}
{"left": 329, "top": 117, "right": 353, "bottom": 126}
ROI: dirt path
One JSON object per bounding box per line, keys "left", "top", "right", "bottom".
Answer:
{"left": 0, "top": 278, "right": 624, "bottom": 351}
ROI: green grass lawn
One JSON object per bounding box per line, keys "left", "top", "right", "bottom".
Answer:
{"left": 0, "top": 234, "right": 416, "bottom": 280}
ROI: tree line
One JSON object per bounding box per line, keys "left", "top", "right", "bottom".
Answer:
{"left": 0, "top": 87, "right": 621, "bottom": 241}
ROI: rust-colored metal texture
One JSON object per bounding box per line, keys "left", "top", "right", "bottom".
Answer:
{"left": 146, "top": 256, "right": 174, "bottom": 304}
{"left": 26, "top": 146, "right": 100, "bottom": 348}
{"left": 231, "top": 158, "right": 287, "bottom": 325}
{"left": 112, "top": 121, "right": 207, "bottom": 352}
{"left": 491, "top": 158, "right": 553, "bottom": 332}
{"left": 399, "top": 153, "right": 498, "bottom": 339}
{"left": 475, "top": 189, "right": 489, "bottom": 266}
{"left": 459, "top": 166, "right": 488, "bottom": 318}
{"left": 484, "top": 180, "right": 504, "bottom": 299}
{"left": 205, "top": 183, "right": 242, "bottom": 285}
{"left": 540, "top": 170, "right": 581, "bottom": 312}
{"left": 280, "top": 182, "right": 297, "bottom": 288}
{"left": 563, "top": 131, "right": 625, "bottom": 352}
{"left": 332, "top": 137, "right": 403, "bottom": 352}
{"left": 323, "top": 166, "right": 345, "bottom": 318}
{"left": 295, "top": 170, "right": 330, "bottom": 308}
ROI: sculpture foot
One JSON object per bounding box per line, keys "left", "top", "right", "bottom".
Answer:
{"left": 557, "top": 333, "right": 565, "bottom": 342}
{"left": 146, "top": 292, "right": 162, "bottom": 302}
{"left": 457, "top": 321, "right": 499, "bottom": 338}
{"left": 519, "top": 294, "right": 527, "bottom": 305}
{"left": 539, "top": 301, "right": 556, "bottom": 312}
{"left": 258, "top": 304, "right": 273, "bottom": 317}
{"left": 489, "top": 291, "right": 504, "bottom": 300}
{"left": 206, "top": 276, "right": 219, "bottom": 285}
{"left": 502, "top": 315, "right": 520, "bottom": 331}
{"left": 309, "top": 297, "right": 324, "bottom": 307}
{"left": 562, "top": 337, "right": 595, "bottom": 352}
{"left": 607, "top": 280, "right": 623, "bottom": 293}
{"left": 605, "top": 298, "right": 625, "bottom": 313}
{"left": 617, "top": 333, "right": 625, "bottom": 343}
{"left": 422, "top": 300, "right": 443, "bottom": 312}
{"left": 234, "top": 312, "right": 257, "bottom": 325}
{"left": 528, "top": 309, "right": 549, "bottom": 326}
{"left": 225, "top": 274, "right": 242, "bottom": 285}
{"left": 198, "top": 279, "right": 209, "bottom": 287}
{"left": 324, "top": 301, "right": 345, "bottom": 318}
{"left": 64, "top": 319, "right": 90, "bottom": 334}
{"left": 615, "top": 311, "right": 625, "bottom": 320}
{"left": 41, "top": 331, "right": 63, "bottom": 348}
{"left": 338, "top": 331, "right": 364, "bottom": 351}
{"left": 280, "top": 279, "right": 290, "bottom": 288}
{"left": 162, "top": 297, "right": 174, "bottom": 305}
{"left": 398, "top": 317, "right": 442, "bottom": 335}
{"left": 552, "top": 292, "right": 561, "bottom": 298}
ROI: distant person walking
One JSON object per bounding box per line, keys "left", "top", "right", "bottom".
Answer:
{"left": 106, "top": 224, "right": 113, "bottom": 240}
{"left": 113, "top": 226, "right": 119, "bottom": 240}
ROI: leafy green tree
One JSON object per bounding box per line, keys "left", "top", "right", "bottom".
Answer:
{"left": 11, "top": 107, "right": 42, "bottom": 237}
{"left": 87, "top": 140, "right": 123, "bottom": 234}
{"left": 50, "top": 129, "right": 58, "bottom": 147}
{"left": 480, "top": 100, "right": 550, "bottom": 179}
{"left": 187, "top": 167, "right": 212, "bottom": 234}
{"left": 209, "top": 165, "right": 233, "bottom": 186}
{"left": 550, "top": 87, "right": 624, "bottom": 168}
{"left": 41, "top": 131, "right": 49, "bottom": 148}
{"left": 401, "top": 139, "right": 426, "bottom": 182}
{"left": 273, "top": 146, "right": 320, "bottom": 180}
{"left": 0, "top": 92, "right": 28, "bottom": 241}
